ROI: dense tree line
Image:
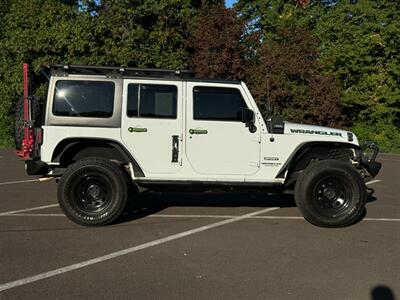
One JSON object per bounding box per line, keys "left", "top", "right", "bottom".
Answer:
{"left": 0, "top": 0, "right": 399, "bottom": 152}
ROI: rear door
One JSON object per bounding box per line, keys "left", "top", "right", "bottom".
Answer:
{"left": 185, "top": 83, "right": 261, "bottom": 176}
{"left": 121, "top": 80, "right": 183, "bottom": 175}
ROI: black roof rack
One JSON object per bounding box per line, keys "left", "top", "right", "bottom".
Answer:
{"left": 45, "top": 64, "right": 242, "bottom": 84}
{"left": 46, "top": 64, "right": 195, "bottom": 79}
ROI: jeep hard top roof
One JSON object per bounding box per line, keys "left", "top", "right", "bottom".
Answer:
{"left": 46, "top": 64, "right": 242, "bottom": 85}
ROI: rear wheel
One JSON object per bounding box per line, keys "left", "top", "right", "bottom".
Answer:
{"left": 58, "top": 158, "right": 128, "bottom": 226}
{"left": 295, "top": 159, "right": 367, "bottom": 227}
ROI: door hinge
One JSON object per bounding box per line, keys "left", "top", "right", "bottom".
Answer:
{"left": 179, "top": 134, "right": 183, "bottom": 165}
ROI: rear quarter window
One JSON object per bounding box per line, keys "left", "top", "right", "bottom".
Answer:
{"left": 53, "top": 80, "right": 115, "bottom": 118}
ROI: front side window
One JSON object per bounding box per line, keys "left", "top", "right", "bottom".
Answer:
{"left": 127, "top": 84, "right": 177, "bottom": 119}
{"left": 193, "top": 87, "right": 247, "bottom": 121}
{"left": 53, "top": 80, "right": 115, "bottom": 118}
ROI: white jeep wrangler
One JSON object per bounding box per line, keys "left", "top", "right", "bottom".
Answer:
{"left": 17, "top": 64, "right": 381, "bottom": 227}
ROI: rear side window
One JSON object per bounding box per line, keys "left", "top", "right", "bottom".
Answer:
{"left": 127, "top": 84, "right": 177, "bottom": 119}
{"left": 53, "top": 80, "right": 115, "bottom": 118}
{"left": 193, "top": 87, "right": 247, "bottom": 121}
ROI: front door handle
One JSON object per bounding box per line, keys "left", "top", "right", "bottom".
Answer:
{"left": 128, "top": 127, "right": 147, "bottom": 133}
{"left": 189, "top": 129, "right": 208, "bottom": 135}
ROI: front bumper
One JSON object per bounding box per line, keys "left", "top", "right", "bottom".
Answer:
{"left": 359, "top": 142, "right": 381, "bottom": 178}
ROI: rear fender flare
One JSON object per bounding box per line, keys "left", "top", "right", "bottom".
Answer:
{"left": 51, "top": 138, "right": 144, "bottom": 177}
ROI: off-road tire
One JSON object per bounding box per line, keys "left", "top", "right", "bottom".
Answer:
{"left": 58, "top": 158, "right": 129, "bottom": 226}
{"left": 295, "top": 159, "right": 367, "bottom": 228}
{"left": 14, "top": 96, "right": 42, "bottom": 150}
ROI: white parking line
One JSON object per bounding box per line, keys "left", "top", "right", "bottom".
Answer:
{"left": 2, "top": 213, "right": 64, "bottom": 217}
{"left": 0, "top": 179, "right": 39, "bottom": 186}
{"left": 364, "top": 218, "right": 400, "bottom": 222}
{"left": 0, "top": 207, "right": 279, "bottom": 292}
{"left": 0, "top": 204, "right": 59, "bottom": 216}
{"left": 366, "top": 179, "right": 381, "bottom": 185}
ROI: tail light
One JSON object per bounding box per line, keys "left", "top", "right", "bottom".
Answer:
{"left": 35, "top": 128, "right": 43, "bottom": 145}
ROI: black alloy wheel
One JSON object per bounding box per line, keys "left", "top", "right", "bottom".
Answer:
{"left": 58, "top": 158, "right": 129, "bottom": 226}
{"left": 312, "top": 175, "right": 353, "bottom": 218}
{"left": 295, "top": 159, "right": 367, "bottom": 228}
{"left": 72, "top": 173, "right": 113, "bottom": 214}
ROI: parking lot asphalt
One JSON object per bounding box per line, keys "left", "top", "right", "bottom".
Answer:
{"left": 0, "top": 149, "right": 399, "bottom": 300}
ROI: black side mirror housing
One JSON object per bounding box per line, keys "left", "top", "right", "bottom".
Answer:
{"left": 242, "top": 108, "right": 254, "bottom": 124}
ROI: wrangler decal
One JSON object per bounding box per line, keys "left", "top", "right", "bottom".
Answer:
{"left": 290, "top": 129, "right": 342, "bottom": 137}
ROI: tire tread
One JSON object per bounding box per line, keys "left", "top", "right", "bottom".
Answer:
{"left": 295, "top": 159, "right": 367, "bottom": 228}
{"left": 58, "top": 158, "right": 129, "bottom": 226}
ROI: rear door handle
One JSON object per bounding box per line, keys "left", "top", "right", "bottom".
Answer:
{"left": 189, "top": 129, "right": 208, "bottom": 135}
{"left": 128, "top": 127, "right": 147, "bottom": 133}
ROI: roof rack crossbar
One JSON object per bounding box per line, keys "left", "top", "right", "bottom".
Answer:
{"left": 47, "top": 64, "right": 194, "bottom": 79}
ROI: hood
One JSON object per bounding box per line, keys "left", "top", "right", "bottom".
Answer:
{"left": 284, "top": 122, "right": 358, "bottom": 145}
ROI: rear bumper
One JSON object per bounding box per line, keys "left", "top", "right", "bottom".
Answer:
{"left": 360, "top": 142, "right": 381, "bottom": 178}
{"left": 25, "top": 159, "right": 49, "bottom": 176}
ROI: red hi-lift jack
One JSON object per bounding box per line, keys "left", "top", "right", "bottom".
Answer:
{"left": 16, "top": 63, "right": 34, "bottom": 160}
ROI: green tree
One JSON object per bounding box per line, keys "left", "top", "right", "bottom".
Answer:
{"left": 246, "top": 27, "right": 342, "bottom": 127}
{"left": 315, "top": 0, "right": 400, "bottom": 151}
{"left": 236, "top": 0, "right": 326, "bottom": 41}
{"left": 1, "top": 0, "right": 399, "bottom": 153}
{"left": 0, "top": 0, "right": 98, "bottom": 146}
{"left": 0, "top": 0, "right": 206, "bottom": 147}
{"left": 236, "top": 0, "right": 341, "bottom": 126}
{"left": 186, "top": 4, "right": 246, "bottom": 79}
{"left": 236, "top": 0, "right": 400, "bottom": 152}
{"left": 95, "top": 0, "right": 202, "bottom": 68}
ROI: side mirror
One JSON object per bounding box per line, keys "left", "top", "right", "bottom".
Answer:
{"left": 242, "top": 108, "right": 254, "bottom": 124}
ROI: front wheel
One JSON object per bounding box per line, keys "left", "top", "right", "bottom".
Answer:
{"left": 295, "top": 159, "right": 367, "bottom": 228}
{"left": 58, "top": 158, "right": 129, "bottom": 226}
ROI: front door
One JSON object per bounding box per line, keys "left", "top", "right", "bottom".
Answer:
{"left": 185, "top": 83, "right": 261, "bottom": 176}
{"left": 121, "top": 80, "right": 183, "bottom": 175}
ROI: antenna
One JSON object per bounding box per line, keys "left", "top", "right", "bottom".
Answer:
{"left": 267, "top": 76, "right": 272, "bottom": 119}
{"left": 266, "top": 72, "right": 273, "bottom": 135}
